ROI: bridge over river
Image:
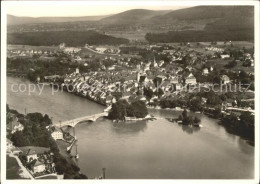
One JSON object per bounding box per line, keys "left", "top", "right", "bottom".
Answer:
{"left": 56, "top": 112, "right": 108, "bottom": 127}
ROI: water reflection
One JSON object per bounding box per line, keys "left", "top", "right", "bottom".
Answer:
{"left": 238, "top": 138, "right": 254, "bottom": 154}
{"left": 112, "top": 121, "right": 148, "bottom": 134}
{"left": 7, "top": 77, "right": 255, "bottom": 179}
{"left": 166, "top": 118, "right": 201, "bottom": 135}
{"left": 180, "top": 124, "right": 200, "bottom": 135}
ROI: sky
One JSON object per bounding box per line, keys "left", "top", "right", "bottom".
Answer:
{"left": 7, "top": 5, "right": 190, "bottom": 17}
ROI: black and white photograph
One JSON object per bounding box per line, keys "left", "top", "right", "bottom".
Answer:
{"left": 1, "top": 0, "right": 259, "bottom": 183}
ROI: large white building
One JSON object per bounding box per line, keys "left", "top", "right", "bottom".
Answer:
{"left": 185, "top": 73, "right": 197, "bottom": 85}
{"left": 33, "top": 160, "right": 46, "bottom": 173}
{"left": 26, "top": 150, "right": 38, "bottom": 162}
{"left": 6, "top": 138, "right": 14, "bottom": 153}
{"left": 51, "top": 127, "right": 63, "bottom": 140}
{"left": 7, "top": 118, "right": 24, "bottom": 134}
{"left": 221, "top": 75, "right": 230, "bottom": 84}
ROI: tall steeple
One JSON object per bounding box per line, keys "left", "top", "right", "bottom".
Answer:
{"left": 137, "top": 71, "right": 140, "bottom": 82}
{"left": 153, "top": 56, "right": 158, "bottom": 67}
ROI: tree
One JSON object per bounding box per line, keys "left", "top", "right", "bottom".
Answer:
{"left": 178, "top": 115, "right": 183, "bottom": 121}
{"left": 189, "top": 97, "right": 202, "bottom": 111}
{"left": 206, "top": 92, "right": 222, "bottom": 106}
{"left": 43, "top": 114, "right": 52, "bottom": 126}
{"left": 243, "top": 59, "right": 252, "bottom": 67}
{"left": 182, "top": 109, "right": 188, "bottom": 119}
{"left": 108, "top": 100, "right": 128, "bottom": 120}
{"left": 240, "top": 111, "right": 254, "bottom": 127}
{"left": 238, "top": 70, "right": 250, "bottom": 84}
{"left": 131, "top": 101, "right": 148, "bottom": 118}
{"left": 143, "top": 88, "right": 154, "bottom": 100}
{"left": 194, "top": 117, "right": 201, "bottom": 124}
{"left": 225, "top": 60, "right": 237, "bottom": 68}
{"left": 213, "top": 107, "right": 222, "bottom": 118}
{"left": 19, "top": 154, "right": 27, "bottom": 165}
{"left": 11, "top": 131, "right": 25, "bottom": 147}
{"left": 156, "top": 88, "right": 164, "bottom": 98}
{"left": 159, "top": 99, "right": 171, "bottom": 109}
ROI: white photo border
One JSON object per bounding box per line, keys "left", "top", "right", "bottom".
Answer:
{"left": 1, "top": 1, "right": 259, "bottom": 184}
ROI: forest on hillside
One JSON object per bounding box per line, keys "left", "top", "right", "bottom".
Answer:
{"left": 7, "top": 30, "right": 129, "bottom": 46}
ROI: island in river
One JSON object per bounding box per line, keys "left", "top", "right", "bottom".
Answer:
{"left": 7, "top": 76, "right": 254, "bottom": 179}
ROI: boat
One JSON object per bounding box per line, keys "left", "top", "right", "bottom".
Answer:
{"left": 177, "top": 120, "right": 183, "bottom": 124}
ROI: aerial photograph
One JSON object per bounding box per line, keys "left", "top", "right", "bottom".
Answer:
{"left": 2, "top": 1, "right": 259, "bottom": 182}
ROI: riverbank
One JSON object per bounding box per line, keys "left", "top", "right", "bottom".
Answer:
{"left": 51, "top": 83, "right": 107, "bottom": 107}
{"left": 147, "top": 106, "right": 190, "bottom": 112}
{"left": 6, "top": 104, "right": 88, "bottom": 179}
{"left": 7, "top": 76, "right": 254, "bottom": 179}
{"left": 149, "top": 105, "right": 254, "bottom": 145}
{"left": 56, "top": 140, "right": 77, "bottom": 165}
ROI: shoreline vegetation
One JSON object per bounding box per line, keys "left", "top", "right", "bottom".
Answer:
{"left": 6, "top": 105, "right": 88, "bottom": 179}
{"left": 8, "top": 72, "right": 255, "bottom": 147}
{"left": 107, "top": 100, "right": 149, "bottom": 121}
{"left": 8, "top": 74, "right": 255, "bottom": 145}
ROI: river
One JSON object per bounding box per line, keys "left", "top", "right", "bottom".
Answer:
{"left": 7, "top": 77, "right": 254, "bottom": 179}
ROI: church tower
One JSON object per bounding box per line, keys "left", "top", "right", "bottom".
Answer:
{"left": 153, "top": 56, "right": 158, "bottom": 67}
{"left": 137, "top": 71, "right": 140, "bottom": 82}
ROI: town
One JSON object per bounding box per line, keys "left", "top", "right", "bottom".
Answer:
{"left": 4, "top": 3, "right": 257, "bottom": 180}
{"left": 7, "top": 42, "right": 255, "bottom": 178}
{"left": 7, "top": 41, "right": 255, "bottom": 116}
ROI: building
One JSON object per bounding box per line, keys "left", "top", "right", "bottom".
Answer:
{"left": 6, "top": 138, "right": 14, "bottom": 152}
{"left": 7, "top": 118, "right": 24, "bottom": 134}
{"left": 185, "top": 73, "right": 197, "bottom": 85}
{"left": 59, "top": 43, "right": 66, "bottom": 49}
{"left": 136, "top": 71, "right": 141, "bottom": 82}
{"left": 158, "top": 60, "right": 164, "bottom": 67}
{"left": 51, "top": 127, "right": 63, "bottom": 140}
{"left": 174, "top": 83, "right": 182, "bottom": 91}
{"left": 221, "top": 75, "right": 230, "bottom": 84}
{"left": 19, "top": 146, "right": 50, "bottom": 162}
{"left": 26, "top": 149, "right": 38, "bottom": 162}
{"left": 33, "top": 160, "right": 46, "bottom": 173}
{"left": 63, "top": 47, "right": 81, "bottom": 53}
{"left": 220, "top": 54, "right": 230, "bottom": 59}
{"left": 106, "top": 96, "right": 115, "bottom": 105}
{"left": 64, "top": 75, "right": 79, "bottom": 84}
{"left": 170, "top": 76, "right": 179, "bottom": 84}
{"left": 202, "top": 68, "right": 209, "bottom": 75}
{"left": 153, "top": 57, "right": 158, "bottom": 68}
{"left": 144, "top": 62, "right": 151, "bottom": 71}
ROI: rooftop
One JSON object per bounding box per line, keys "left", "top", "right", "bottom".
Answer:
{"left": 19, "top": 146, "right": 50, "bottom": 155}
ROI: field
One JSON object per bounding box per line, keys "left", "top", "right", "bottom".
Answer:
{"left": 165, "top": 41, "right": 254, "bottom": 48}
{"left": 207, "top": 58, "right": 254, "bottom": 73}
{"left": 79, "top": 47, "right": 141, "bottom": 60}
{"left": 105, "top": 31, "right": 147, "bottom": 42}
{"left": 7, "top": 31, "right": 129, "bottom": 46}
{"left": 196, "top": 41, "right": 254, "bottom": 49}
{"left": 6, "top": 155, "right": 25, "bottom": 179}
{"left": 79, "top": 47, "right": 120, "bottom": 59}
{"left": 7, "top": 44, "right": 61, "bottom": 51}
